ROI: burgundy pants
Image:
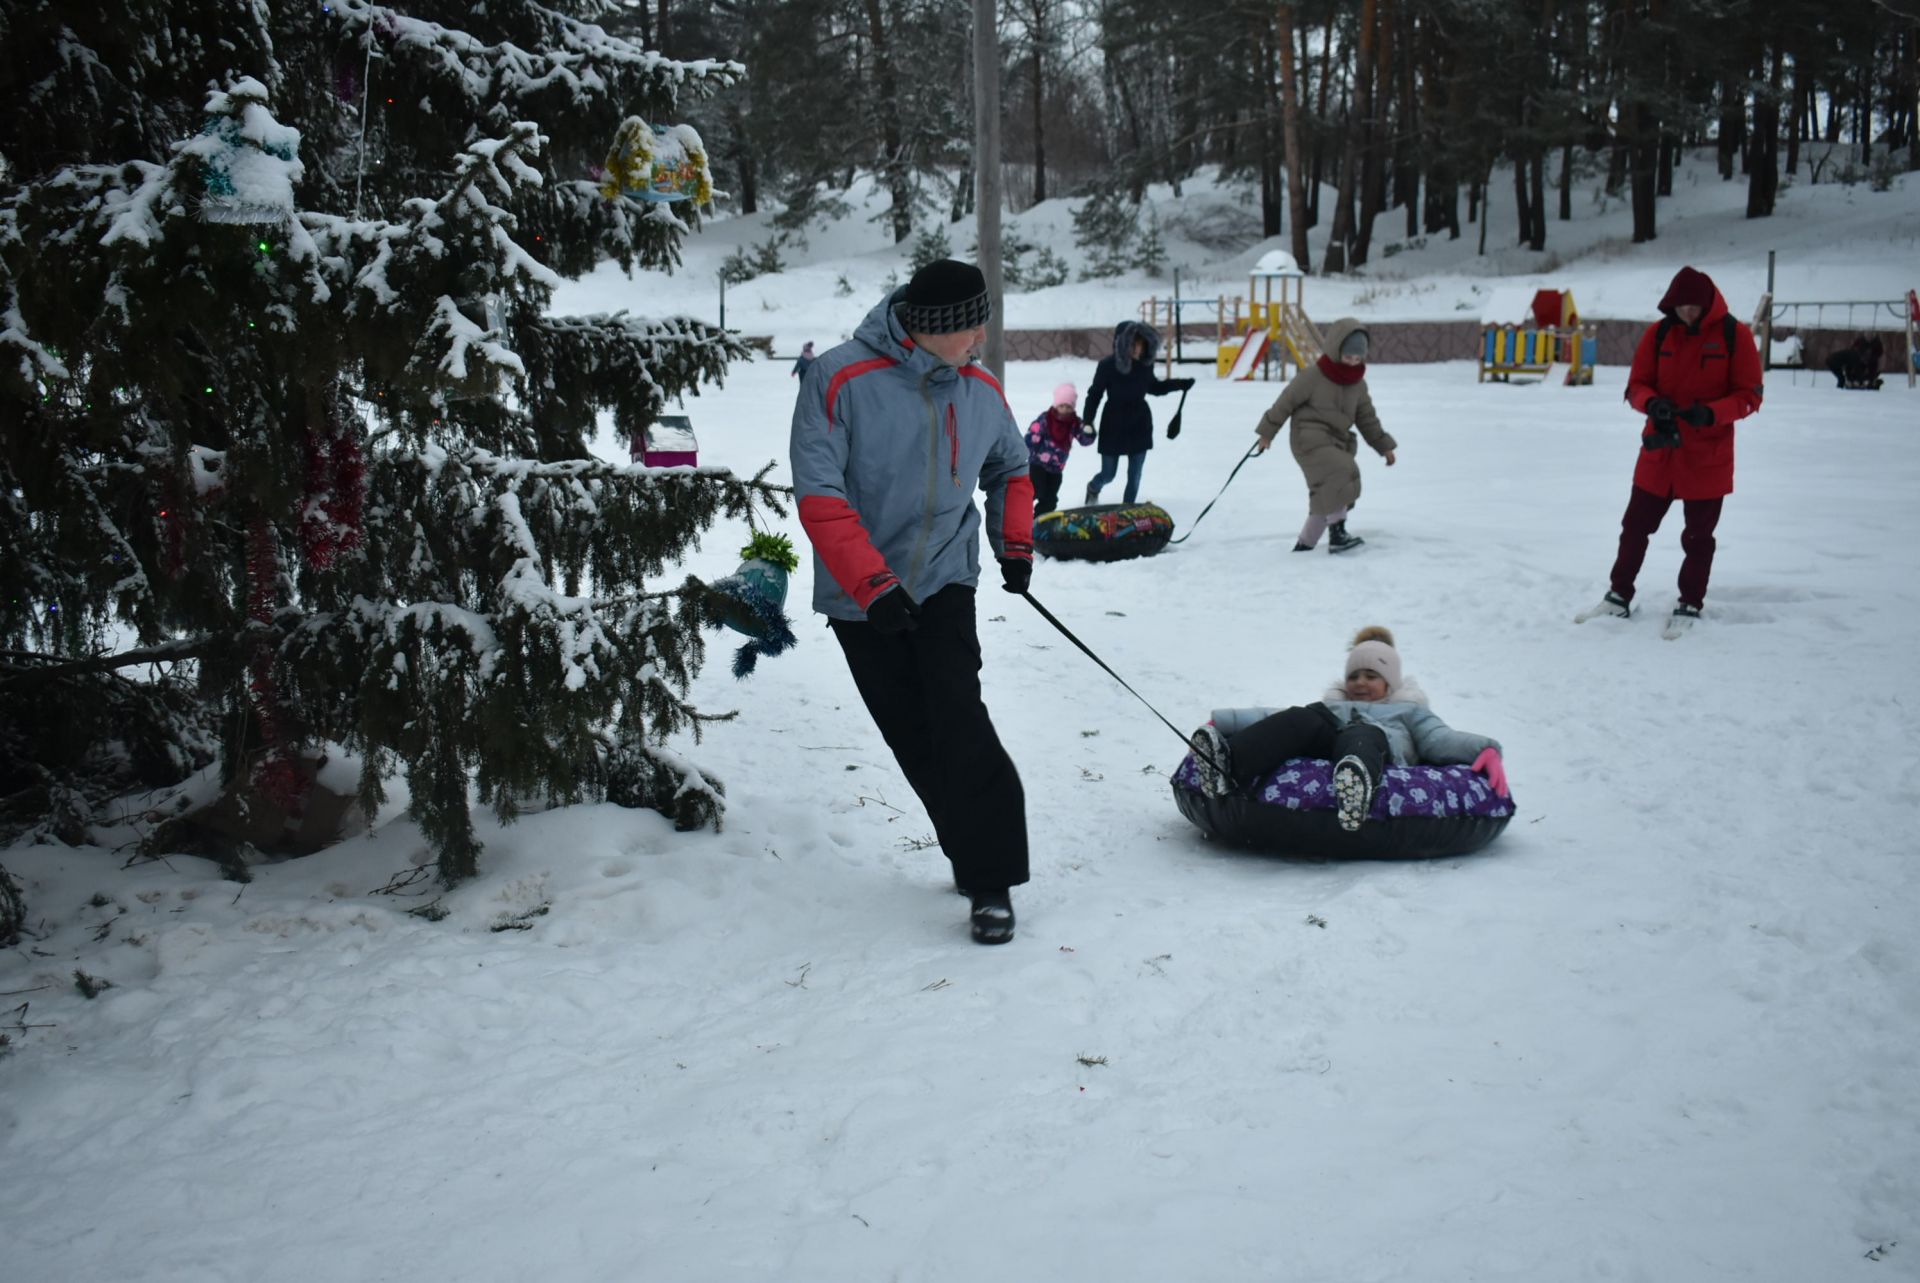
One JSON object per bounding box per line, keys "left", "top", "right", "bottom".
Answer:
{"left": 1608, "top": 485, "right": 1724, "bottom": 609}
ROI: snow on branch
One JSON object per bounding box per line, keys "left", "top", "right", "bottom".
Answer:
{"left": 328, "top": 0, "right": 743, "bottom": 109}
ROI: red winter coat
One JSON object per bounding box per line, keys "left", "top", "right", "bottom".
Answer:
{"left": 1625, "top": 284, "right": 1764, "bottom": 500}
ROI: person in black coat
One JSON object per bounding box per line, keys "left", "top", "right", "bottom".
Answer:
{"left": 1082, "top": 320, "right": 1194, "bottom": 504}
{"left": 1826, "top": 335, "right": 1885, "bottom": 390}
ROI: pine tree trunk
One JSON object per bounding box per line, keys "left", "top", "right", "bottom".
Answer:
{"left": 1322, "top": 0, "right": 1375, "bottom": 274}
{"left": 1785, "top": 61, "right": 1803, "bottom": 176}
{"left": 1630, "top": 101, "right": 1658, "bottom": 242}
{"left": 1747, "top": 43, "right": 1783, "bottom": 217}
{"left": 1559, "top": 142, "right": 1573, "bottom": 220}
{"left": 1309, "top": 11, "right": 1336, "bottom": 228}
{"left": 1277, "top": 3, "right": 1311, "bottom": 265}
{"left": 1512, "top": 157, "right": 1532, "bottom": 245}
{"left": 862, "top": 0, "right": 914, "bottom": 244}
{"left": 1352, "top": 0, "right": 1393, "bottom": 265}
{"left": 1397, "top": 0, "right": 1419, "bottom": 239}
{"left": 1718, "top": 77, "right": 1743, "bottom": 179}
{"left": 1529, "top": 150, "right": 1548, "bottom": 248}
{"left": 1032, "top": 47, "right": 1047, "bottom": 204}
{"left": 1477, "top": 159, "right": 1492, "bottom": 254}
{"left": 1657, "top": 131, "right": 1674, "bottom": 196}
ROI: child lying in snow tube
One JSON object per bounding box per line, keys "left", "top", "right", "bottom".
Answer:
{"left": 1033, "top": 502, "right": 1174, "bottom": 562}
{"left": 1174, "top": 627, "right": 1514, "bottom": 859}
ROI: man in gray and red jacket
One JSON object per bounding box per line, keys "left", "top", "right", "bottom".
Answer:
{"left": 789, "top": 259, "right": 1034, "bottom": 945}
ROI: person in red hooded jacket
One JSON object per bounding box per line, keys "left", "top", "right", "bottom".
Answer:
{"left": 1576, "top": 266, "right": 1763, "bottom": 636}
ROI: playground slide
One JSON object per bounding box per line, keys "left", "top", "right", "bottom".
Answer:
{"left": 1543, "top": 361, "right": 1569, "bottom": 386}
{"left": 1224, "top": 327, "right": 1270, "bottom": 380}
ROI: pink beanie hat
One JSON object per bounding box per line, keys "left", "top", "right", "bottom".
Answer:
{"left": 1052, "top": 382, "right": 1077, "bottom": 407}
{"left": 1345, "top": 638, "right": 1403, "bottom": 692}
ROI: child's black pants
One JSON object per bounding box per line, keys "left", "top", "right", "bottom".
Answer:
{"left": 1225, "top": 703, "right": 1390, "bottom": 792}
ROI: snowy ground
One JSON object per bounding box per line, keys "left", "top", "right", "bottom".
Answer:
{"left": 5, "top": 348, "right": 1919, "bottom": 1279}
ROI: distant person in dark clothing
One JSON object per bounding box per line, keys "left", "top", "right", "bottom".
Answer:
{"left": 1082, "top": 321, "right": 1193, "bottom": 505}
{"left": 791, "top": 341, "right": 816, "bottom": 379}
{"left": 1826, "top": 336, "right": 1884, "bottom": 390}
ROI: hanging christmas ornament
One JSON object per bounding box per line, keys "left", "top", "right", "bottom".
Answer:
{"left": 707, "top": 531, "right": 799, "bottom": 678}
{"left": 597, "top": 117, "right": 712, "bottom": 206}
{"left": 185, "top": 79, "right": 303, "bottom": 225}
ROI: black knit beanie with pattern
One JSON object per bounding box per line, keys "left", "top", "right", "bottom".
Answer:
{"left": 896, "top": 259, "right": 991, "bottom": 335}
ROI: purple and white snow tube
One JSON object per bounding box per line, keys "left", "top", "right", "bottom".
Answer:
{"left": 1171, "top": 756, "right": 1515, "bottom": 859}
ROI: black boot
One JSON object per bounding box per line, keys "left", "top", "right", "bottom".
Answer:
{"left": 969, "top": 889, "right": 1016, "bottom": 944}
{"left": 1327, "top": 521, "right": 1365, "bottom": 553}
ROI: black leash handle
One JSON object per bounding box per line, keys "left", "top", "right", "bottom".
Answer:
{"left": 1167, "top": 443, "right": 1260, "bottom": 545}
{"left": 1018, "top": 590, "right": 1223, "bottom": 774}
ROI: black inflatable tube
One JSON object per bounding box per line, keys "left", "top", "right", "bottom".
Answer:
{"left": 1034, "top": 502, "right": 1174, "bottom": 562}
{"left": 1172, "top": 782, "right": 1512, "bottom": 860}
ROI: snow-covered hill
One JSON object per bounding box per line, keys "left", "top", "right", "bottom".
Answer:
{"left": 555, "top": 149, "right": 1920, "bottom": 355}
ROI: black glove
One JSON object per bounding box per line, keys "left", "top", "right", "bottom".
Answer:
{"left": 998, "top": 556, "right": 1032, "bottom": 595}
{"left": 1176, "top": 378, "right": 1197, "bottom": 391}
{"left": 1679, "top": 402, "right": 1715, "bottom": 426}
{"left": 865, "top": 587, "right": 921, "bottom": 634}
{"left": 1645, "top": 397, "right": 1677, "bottom": 424}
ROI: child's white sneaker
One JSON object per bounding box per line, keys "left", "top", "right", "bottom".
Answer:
{"left": 1333, "top": 755, "right": 1373, "bottom": 831}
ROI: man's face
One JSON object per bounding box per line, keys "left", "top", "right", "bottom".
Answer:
{"left": 1674, "top": 303, "right": 1704, "bottom": 326}
{"left": 915, "top": 324, "right": 985, "bottom": 365}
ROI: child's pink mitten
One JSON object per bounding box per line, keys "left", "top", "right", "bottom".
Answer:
{"left": 1471, "top": 747, "right": 1509, "bottom": 798}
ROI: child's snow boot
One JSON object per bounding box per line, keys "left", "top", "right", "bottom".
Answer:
{"left": 969, "top": 889, "right": 1015, "bottom": 944}
{"left": 1333, "top": 755, "right": 1374, "bottom": 831}
{"left": 1327, "top": 521, "right": 1365, "bottom": 554}
{"left": 1190, "top": 724, "right": 1234, "bottom": 798}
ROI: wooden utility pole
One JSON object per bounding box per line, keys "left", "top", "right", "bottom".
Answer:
{"left": 975, "top": 0, "right": 1005, "bottom": 379}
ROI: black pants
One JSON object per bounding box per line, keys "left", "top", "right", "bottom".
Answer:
{"left": 828, "top": 585, "right": 1029, "bottom": 891}
{"left": 1224, "top": 703, "right": 1389, "bottom": 793}
{"left": 1032, "top": 468, "right": 1064, "bottom": 516}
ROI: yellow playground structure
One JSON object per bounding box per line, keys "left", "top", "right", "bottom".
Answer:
{"left": 1137, "top": 251, "right": 1324, "bottom": 382}
{"left": 1478, "top": 287, "right": 1597, "bottom": 385}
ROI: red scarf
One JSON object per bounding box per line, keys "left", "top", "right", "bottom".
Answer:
{"left": 1317, "top": 355, "right": 1366, "bottom": 385}
{"left": 1043, "top": 406, "right": 1080, "bottom": 449}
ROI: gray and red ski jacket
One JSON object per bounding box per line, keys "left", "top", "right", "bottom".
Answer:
{"left": 790, "top": 288, "right": 1033, "bottom": 621}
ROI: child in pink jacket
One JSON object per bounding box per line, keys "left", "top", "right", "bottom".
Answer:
{"left": 1025, "top": 382, "right": 1095, "bottom": 516}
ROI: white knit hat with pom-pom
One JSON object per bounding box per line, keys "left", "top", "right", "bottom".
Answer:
{"left": 1344, "top": 625, "right": 1403, "bottom": 692}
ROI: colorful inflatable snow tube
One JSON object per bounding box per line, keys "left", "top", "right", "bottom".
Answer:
{"left": 1033, "top": 502, "right": 1175, "bottom": 562}
{"left": 1171, "top": 755, "right": 1514, "bottom": 859}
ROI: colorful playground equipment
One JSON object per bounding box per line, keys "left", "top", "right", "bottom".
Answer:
{"left": 1477, "top": 287, "right": 1597, "bottom": 385}
{"left": 1218, "top": 251, "right": 1323, "bottom": 381}
{"left": 1136, "top": 251, "right": 1324, "bottom": 383}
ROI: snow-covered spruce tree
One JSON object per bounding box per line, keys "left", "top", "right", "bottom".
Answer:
{"left": 0, "top": 3, "right": 779, "bottom": 884}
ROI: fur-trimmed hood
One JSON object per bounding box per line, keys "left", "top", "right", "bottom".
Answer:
{"left": 1111, "top": 320, "right": 1161, "bottom": 374}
